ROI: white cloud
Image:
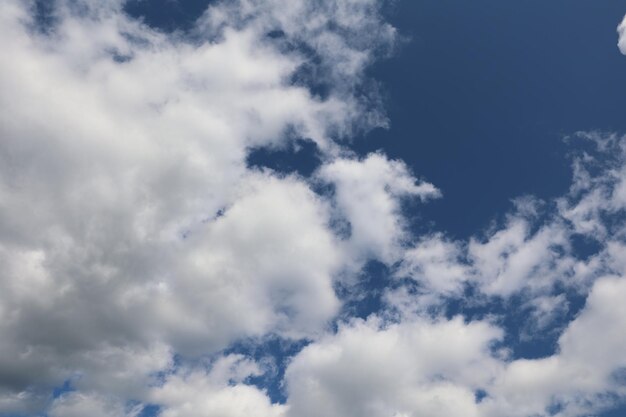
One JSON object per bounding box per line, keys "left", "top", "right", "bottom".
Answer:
{"left": 154, "top": 173, "right": 342, "bottom": 354}
{"left": 2, "top": 1, "right": 626, "bottom": 416}
{"left": 558, "top": 132, "right": 626, "bottom": 238}
{"left": 49, "top": 392, "right": 142, "bottom": 417}
{"left": 397, "top": 233, "right": 468, "bottom": 295}
{"left": 388, "top": 205, "right": 577, "bottom": 313}
{"left": 284, "top": 274, "right": 626, "bottom": 417}
{"left": 318, "top": 153, "right": 440, "bottom": 265}
{"left": 618, "top": 14, "right": 626, "bottom": 55}
{"left": 392, "top": 133, "right": 626, "bottom": 302}
{"left": 0, "top": 0, "right": 396, "bottom": 412}
{"left": 284, "top": 316, "right": 503, "bottom": 417}
{"left": 150, "top": 355, "right": 287, "bottom": 417}
{"left": 468, "top": 217, "right": 573, "bottom": 297}
{"left": 481, "top": 275, "right": 626, "bottom": 417}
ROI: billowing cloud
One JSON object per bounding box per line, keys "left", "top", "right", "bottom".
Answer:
{"left": 0, "top": 0, "right": 395, "bottom": 412}
{"left": 398, "top": 233, "right": 468, "bottom": 296}
{"left": 1, "top": 1, "right": 626, "bottom": 417}
{"left": 149, "top": 355, "right": 287, "bottom": 417}
{"left": 284, "top": 316, "right": 503, "bottom": 417}
{"left": 282, "top": 272, "right": 626, "bottom": 417}
{"left": 318, "top": 152, "right": 440, "bottom": 265}
{"left": 480, "top": 275, "right": 626, "bottom": 417}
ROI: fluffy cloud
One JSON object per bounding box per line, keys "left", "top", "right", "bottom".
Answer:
{"left": 392, "top": 133, "right": 626, "bottom": 306}
{"left": 2, "top": 1, "right": 626, "bottom": 417}
{"left": 318, "top": 153, "right": 439, "bottom": 264}
{"left": 390, "top": 203, "right": 578, "bottom": 318}
{"left": 49, "top": 392, "right": 142, "bottom": 417}
{"left": 283, "top": 273, "right": 626, "bottom": 417}
{"left": 619, "top": 14, "right": 626, "bottom": 55}
{"left": 398, "top": 233, "right": 468, "bottom": 295}
{"left": 161, "top": 174, "right": 342, "bottom": 353}
{"left": 468, "top": 215, "right": 573, "bottom": 297}
{"left": 149, "top": 355, "right": 286, "bottom": 417}
{"left": 480, "top": 275, "right": 626, "bottom": 417}
{"left": 284, "top": 316, "right": 503, "bottom": 417}
{"left": 0, "top": 0, "right": 395, "bottom": 412}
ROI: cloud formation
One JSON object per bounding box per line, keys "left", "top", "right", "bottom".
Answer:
{"left": 0, "top": 0, "right": 397, "bottom": 411}
{"left": 0, "top": 1, "right": 626, "bottom": 417}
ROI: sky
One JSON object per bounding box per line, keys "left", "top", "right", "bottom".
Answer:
{"left": 1, "top": 1, "right": 626, "bottom": 417}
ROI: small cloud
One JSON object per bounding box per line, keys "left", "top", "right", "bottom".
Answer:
{"left": 618, "top": 14, "right": 626, "bottom": 54}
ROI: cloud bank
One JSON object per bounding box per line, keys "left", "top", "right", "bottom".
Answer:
{"left": 0, "top": 1, "right": 625, "bottom": 417}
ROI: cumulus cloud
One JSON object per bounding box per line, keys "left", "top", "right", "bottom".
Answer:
{"left": 284, "top": 316, "right": 503, "bottom": 417}
{"left": 390, "top": 133, "right": 626, "bottom": 306}
{"left": 283, "top": 273, "right": 626, "bottom": 417}
{"left": 318, "top": 152, "right": 440, "bottom": 264}
{"left": 49, "top": 393, "right": 142, "bottom": 417}
{"left": 359, "top": 133, "right": 626, "bottom": 416}
{"left": 149, "top": 355, "right": 286, "bottom": 417}
{"left": 0, "top": 0, "right": 396, "bottom": 412}
{"left": 480, "top": 275, "right": 626, "bottom": 417}
{"left": 2, "top": 1, "right": 626, "bottom": 417}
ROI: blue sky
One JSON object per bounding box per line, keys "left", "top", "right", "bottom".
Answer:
{"left": 361, "top": 0, "right": 626, "bottom": 238}
{"left": 2, "top": 1, "right": 626, "bottom": 416}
